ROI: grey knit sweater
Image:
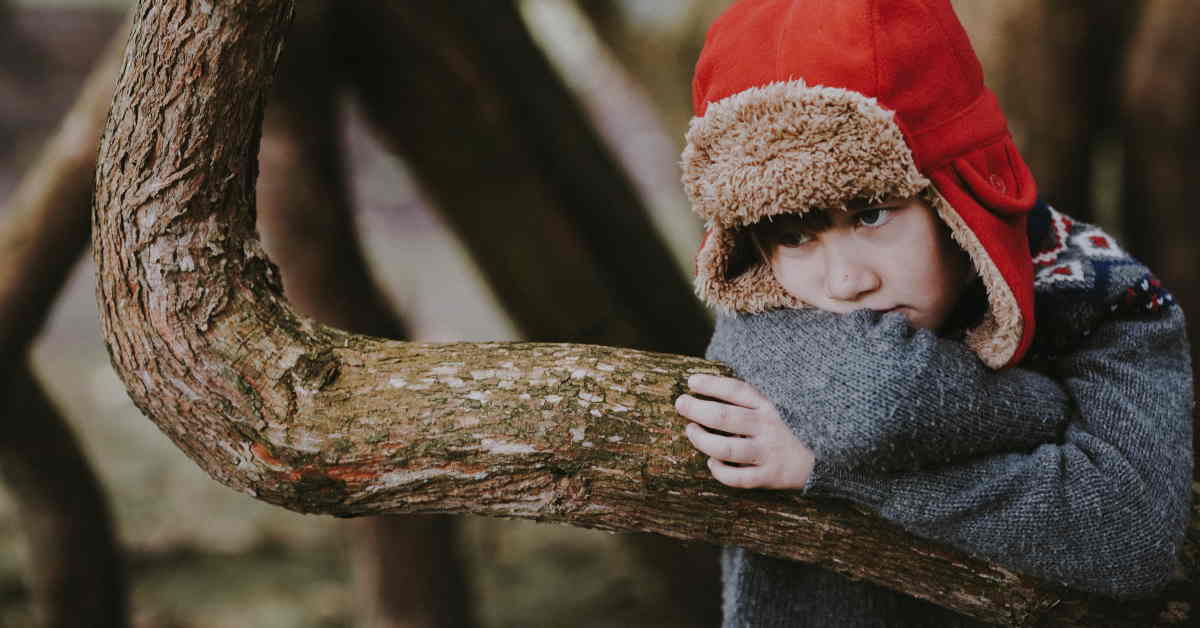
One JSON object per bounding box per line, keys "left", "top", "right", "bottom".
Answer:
{"left": 706, "top": 205, "right": 1194, "bottom": 627}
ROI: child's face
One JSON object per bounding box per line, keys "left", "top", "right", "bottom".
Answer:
{"left": 755, "top": 196, "right": 971, "bottom": 330}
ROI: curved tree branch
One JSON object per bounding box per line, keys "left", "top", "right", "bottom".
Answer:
{"left": 92, "top": 2, "right": 1198, "bottom": 626}
{"left": 256, "top": 2, "right": 473, "bottom": 625}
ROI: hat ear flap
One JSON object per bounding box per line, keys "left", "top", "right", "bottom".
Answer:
{"left": 949, "top": 139, "right": 1038, "bottom": 217}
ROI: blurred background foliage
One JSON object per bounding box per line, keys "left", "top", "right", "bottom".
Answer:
{"left": 2, "top": 0, "right": 1197, "bottom": 626}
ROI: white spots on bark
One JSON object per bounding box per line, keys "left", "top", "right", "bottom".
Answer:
{"left": 607, "top": 435, "right": 623, "bottom": 443}
{"left": 379, "top": 468, "right": 489, "bottom": 487}
{"left": 569, "top": 425, "right": 586, "bottom": 442}
{"left": 431, "top": 365, "right": 460, "bottom": 376}
{"left": 223, "top": 440, "right": 254, "bottom": 470}
{"left": 169, "top": 376, "right": 201, "bottom": 400}
{"left": 543, "top": 394, "right": 563, "bottom": 405}
{"left": 479, "top": 438, "right": 538, "bottom": 455}
{"left": 772, "top": 510, "right": 814, "bottom": 523}
{"left": 278, "top": 345, "right": 306, "bottom": 369}
{"left": 388, "top": 375, "right": 408, "bottom": 388}
{"left": 466, "top": 390, "right": 490, "bottom": 404}
{"left": 589, "top": 409, "right": 601, "bottom": 417}
{"left": 610, "top": 404, "right": 629, "bottom": 413}
{"left": 519, "top": 393, "right": 532, "bottom": 400}
{"left": 502, "top": 492, "right": 554, "bottom": 515}
{"left": 596, "top": 363, "right": 615, "bottom": 372}
{"left": 444, "top": 377, "right": 466, "bottom": 388}
{"left": 288, "top": 429, "right": 325, "bottom": 453}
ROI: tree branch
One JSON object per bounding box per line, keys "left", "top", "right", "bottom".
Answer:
{"left": 92, "top": 1, "right": 1198, "bottom": 626}
{"left": 256, "top": 2, "right": 473, "bottom": 625}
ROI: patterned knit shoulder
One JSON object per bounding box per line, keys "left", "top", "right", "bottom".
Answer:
{"left": 1024, "top": 201, "right": 1177, "bottom": 361}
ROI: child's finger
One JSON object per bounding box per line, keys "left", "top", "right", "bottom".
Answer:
{"left": 685, "top": 423, "right": 759, "bottom": 464}
{"left": 675, "top": 394, "right": 753, "bottom": 435}
{"left": 707, "top": 457, "right": 764, "bottom": 489}
{"left": 688, "top": 374, "right": 762, "bottom": 409}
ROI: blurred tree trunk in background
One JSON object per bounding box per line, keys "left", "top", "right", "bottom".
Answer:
{"left": 334, "top": 0, "right": 711, "bottom": 356}
{"left": 0, "top": 12, "right": 129, "bottom": 628}
{"left": 332, "top": 3, "right": 719, "bottom": 623}
{"left": 255, "top": 3, "right": 475, "bottom": 627}
{"left": 0, "top": 368, "right": 126, "bottom": 628}
{"left": 577, "top": 0, "right": 729, "bottom": 139}
{"left": 952, "top": 0, "right": 1137, "bottom": 223}
{"left": 1122, "top": 0, "right": 1200, "bottom": 475}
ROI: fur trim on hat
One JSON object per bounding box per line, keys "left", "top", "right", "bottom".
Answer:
{"left": 684, "top": 79, "right": 1022, "bottom": 368}
{"left": 682, "top": 80, "right": 929, "bottom": 229}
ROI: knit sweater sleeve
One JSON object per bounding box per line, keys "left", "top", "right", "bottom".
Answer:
{"left": 705, "top": 308, "right": 1072, "bottom": 472}
{"left": 802, "top": 302, "right": 1194, "bottom": 597}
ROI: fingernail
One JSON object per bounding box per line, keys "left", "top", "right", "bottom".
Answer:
{"left": 688, "top": 374, "right": 704, "bottom": 388}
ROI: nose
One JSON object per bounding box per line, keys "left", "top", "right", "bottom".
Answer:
{"left": 823, "top": 240, "right": 880, "bottom": 302}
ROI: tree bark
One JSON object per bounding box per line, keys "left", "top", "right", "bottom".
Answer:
{"left": 256, "top": 3, "right": 473, "bottom": 626}
{"left": 0, "top": 15, "right": 130, "bottom": 627}
{"left": 1121, "top": 0, "right": 1200, "bottom": 484}
{"left": 92, "top": 1, "right": 1199, "bottom": 626}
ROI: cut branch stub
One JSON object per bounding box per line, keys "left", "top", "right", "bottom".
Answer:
{"left": 91, "top": 1, "right": 1199, "bottom": 626}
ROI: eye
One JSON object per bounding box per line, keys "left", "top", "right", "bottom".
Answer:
{"left": 856, "top": 208, "right": 892, "bottom": 228}
{"left": 776, "top": 230, "right": 813, "bottom": 247}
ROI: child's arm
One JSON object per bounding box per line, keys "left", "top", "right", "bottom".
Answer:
{"left": 797, "top": 305, "right": 1192, "bottom": 597}
{"left": 705, "top": 307, "right": 1072, "bottom": 472}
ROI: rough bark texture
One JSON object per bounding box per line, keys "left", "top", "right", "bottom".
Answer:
{"left": 92, "top": 1, "right": 1199, "bottom": 626}
{"left": 256, "top": 4, "right": 473, "bottom": 626}
{"left": 1122, "top": 0, "right": 1200, "bottom": 480}
{"left": 0, "top": 16, "right": 130, "bottom": 628}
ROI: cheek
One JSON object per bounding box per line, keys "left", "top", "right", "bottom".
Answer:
{"left": 770, "top": 257, "right": 821, "bottom": 302}
{"left": 915, "top": 232, "right": 971, "bottom": 323}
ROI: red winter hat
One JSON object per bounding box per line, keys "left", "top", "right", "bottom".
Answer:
{"left": 682, "top": 0, "right": 1038, "bottom": 369}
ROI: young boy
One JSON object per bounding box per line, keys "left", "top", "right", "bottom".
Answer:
{"left": 672, "top": 1, "right": 1194, "bottom": 626}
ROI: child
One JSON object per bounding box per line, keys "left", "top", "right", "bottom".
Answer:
{"left": 671, "top": 1, "right": 1194, "bottom": 626}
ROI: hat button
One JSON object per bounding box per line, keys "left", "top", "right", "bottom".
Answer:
{"left": 988, "top": 173, "right": 1007, "bottom": 194}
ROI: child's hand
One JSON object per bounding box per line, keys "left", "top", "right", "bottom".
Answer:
{"left": 675, "top": 373, "right": 816, "bottom": 490}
